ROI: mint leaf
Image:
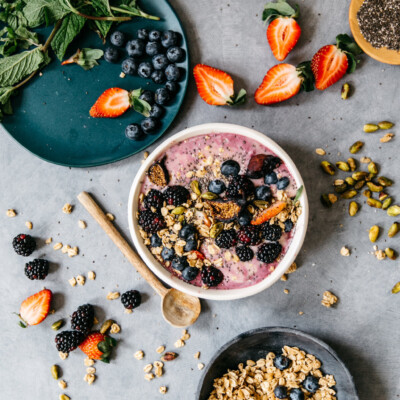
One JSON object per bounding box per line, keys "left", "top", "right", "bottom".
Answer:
{"left": 51, "top": 13, "right": 86, "bottom": 61}
{"left": 23, "top": 0, "right": 69, "bottom": 28}
{"left": 0, "top": 87, "right": 15, "bottom": 120}
{"left": 262, "top": 0, "right": 298, "bottom": 22}
{"left": 294, "top": 185, "right": 303, "bottom": 202}
{"left": 92, "top": 0, "right": 112, "bottom": 16}
{"left": 0, "top": 25, "right": 39, "bottom": 56}
{"left": 0, "top": 1, "right": 28, "bottom": 30}
{"left": 61, "top": 48, "right": 103, "bottom": 70}
{"left": 130, "top": 89, "right": 151, "bottom": 117}
{"left": 0, "top": 46, "right": 44, "bottom": 86}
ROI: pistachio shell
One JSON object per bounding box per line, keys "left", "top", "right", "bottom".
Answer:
{"left": 382, "top": 198, "right": 392, "bottom": 210}
{"left": 201, "top": 192, "right": 219, "bottom": 200}
{"left": 369, "top": 225, "right": 380, "bottom": 243}
{"left": 341, "top": 190, "right": 357, "bottom": 199}
{"left": 336, "top": 161, "right": 350, "bottom": 172}
{"left": 387, "top": 205, "right": 400, "bottom": 217}
{"left": 378, "top": 121, "right": 394, "bottom": 130}
{"left": 367, "top": 198, "right": 382, "bottom": 209}
{"left": 349, "top": 141, "right": 364, "bottom": 154}
{"left": 367, "top": 162, "right": 378, "bottom": 174}
{"left": 320, "top": 161, "right": 335, "bottom": 176}
{"left": 190, "top": 180, "right": 201, "bottom": 196}
{"left": 363, "top": 123, "right": 379, "bottom": 133}
{"left": 388, "top": 222, "right": 400, "bottom": 238}
{"left": 366, "top": 182, "right": 383, "bottom": 192}
{"left": 347, "top": 158, "right": 357, "bottom": 171}
{"left": 210, "top": 222, "right": 224, "bottom": 239}
{"left": 377, "top": 176, "right": 393, "bottom": 187}
{"left": 349, "top": 201, "right": 359, "bottom": 217}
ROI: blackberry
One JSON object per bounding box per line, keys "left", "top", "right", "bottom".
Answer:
{"left": 12, "top": 233, "right": 36, "bottom": 256}
{"left": 163, "top": 185, "right": 190, "bottom": 206}
{"left": 226, "top": 175, "right": 254, "bottom": 199}
{"left": 263, "top": 156, "right": 282, "bottom": 174}
{"left": 235, "top": 246, "right": 254, "bottom": 262}
{"left": 71, "top": 304, "right": 94, "bottom": 334}
{"left": 138, "top": 210, "right": 166, "bottom": 233}
{"left": 257, "top": 243, "right": 282, "bottom": 263}
{"left": 121, "top": 290, "right": 141, "bottom": 310}
{"left": 237, "top": 226, "right": 261, "bottom": 246}
{"left": 143, "top": 189, "right": 164, "bottom": 210}
{"left": 215, "top": 229, "right": 237, "bottom": 249}
{"left": 201, "top": 266, "right": 224, "bottom": 287}
{"left": 262, "top": 224, "right": 282, "bottom": 241}
{"left": 24, "top": 259, "right": 49, "bottom": 280}
{"left": 55, "top": 330, "right": 85, "bottom": 353}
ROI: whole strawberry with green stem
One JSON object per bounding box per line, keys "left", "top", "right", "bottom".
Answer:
{"left": 79, "top": 332, "right": 117, "bottom": 363}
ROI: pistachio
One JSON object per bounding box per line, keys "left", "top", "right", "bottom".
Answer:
{"left": 367, "top": 198, "right": 382, "bottom": 209}
{"left": 59, "top": 395, "right": 70, "bottom": 400}
{"left": 354, "top": 180, "right": 365, "bottom": 190}
{"left": 171, "top": 206, "right": 186, "bottom": 215}
{"left": 363, "top": 190, "right": 372, "bottom": 198}
{"left": 363, "top": 123, "right": 379, "bottom": 133}
{"left": 161, "top": 352, "right": 178, "bottom": 362}
{"left": 345, "top": 177, "right": 356, "bottom": 186}
{"left": 320, "top": 161, "right": 335, "bottom": 175}
{"left": 51, "top": 365, "right": 59, "bottom": 380}
{"left": 366, "top": 173, "right": 375, "bottom": 182}
{"left": 178, "top": 215, "right": 185, "bottom": 222}
{"left": 382, "top": 198, "right": 392, "bottom": 210}
{"left": 336, "top": 161, "right": 350, "bottom": 172}
{"left": 385, "top": 248, "right": 397, "bottom": 260}
{"left": 347, "top": 158, "right": 357, "bottom": 171}
{"left": 379, "top": 192, "right": 388, "bottom": 201}
{"left": 210, "top": 222, "right": 224, "bottom": 239}
{"left": 341, "top": 190, "right": 357, "bottom": 199}
{"left": 392, "top": 282, "right": 400, "bottom": 294}
{"left": 387, "top": 205, "right": 400, "bottom": 217}
{"left": 369, "top": 225, "right": 380, "bottom": 243}
{"left": 190, "top": 180, "right": 201, "bottom": 196}
{"left": 253, "top": 200, "right": 269, "bottom": 208}
{"left": 51, "top": 319, "right": 64, "bottom": 331}
{"left": 352, "top": 171, "right": 368, "bottom": 181}
{"left": 333, "top": 182, "right": 348, "bottom": 194}
{"left": 201, "top": 192, "right": 219, "bottom": 200}
{"left": 366, "top": 182, "right": 383, "bottom": 192}
{"left": 378, "top": 121, "right": 394, "bottom": 130}
{"left": 320, "top": 194, "right": 332, "bottom": 208}
{"left": 388, "top": 222, "right": 400, "bottom": 238}
{"left": 349, "top": 141, "right": 364, "bottom": 154}
{"left": 349, "top": 201, "right": 359, "bottom": 217}
{"left": 367, "top": 162, "right": 378, "bottom": 174}
{"left": 341, "top": 82, "right": 350, "bottom": 100}
{"left": 100, "top": 319, "right": 114, "bottom": 334}
{"left": 377, "top": 176, "right": 393, "bottom": 187}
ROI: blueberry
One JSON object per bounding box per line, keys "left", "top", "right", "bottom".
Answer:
{"left": 137, "top": 28, "right": 149, "bottom": 40}
{"left": 284, "top": 219, "right": 294, "bottom": 232}
{"left": 110, "top": 31, "right": 126, "bottom": 47}
{"left": 289, "top": 388, "right": 305, "bottom": 400}
{"left": 150, "top": 234, "right": 162, "bottom": 247}
{"left": 221, "top": 160, "right": 240, "bottom": 176}
{"left": 238, "top": 209, "right": 252, "bottom": 226}
{"left": 151, "top": 69, "right": 166, "bottom": 84}
{"left": 104, "top": 47, "right": 119, "bottom": 63}
{"left": 255, "top": 185, "right": 272, "bottom": 201}
{"left": 274, "top": 355, "right": 291, "bottom": 370}
{"left": 146, "top": 41, "right": 163, "bottom": 57}
{"left": 139, "top": 90, "right": 154, "bottom": 105}
{"left": 274, "top": 386, "right": 287, "bottom": 399}
{"left": 149, "top": 30, "right": 161, "bottom": 42}
{"left": 165, "top": 81, "right": 179, "bottom": 95}
{"left": 121, "top": 57, "right": 137, "bottom": 75}
{"left": 126, "top": 39, "right": 145, "bottom": 57}
{"left": 161, "top": 247, "right": 175, "bottom": 261}
{"left": 155, "top": 87, "right": 171, "bottom": 105}
{"left": 184, "top": 239, "right": 197, "bottom": 252}
{"left": 179, "top": 224, "right": 197, "bottom": 240}
{"left": 138, "top": 62, "right": 153, "bottom": 79}
{"left": 181, "top": 266, "right": 199, "bottom": 281}
{"left": 161, "top": 30, "right": 180, "bottom": 48}
{"left": 264, "top": 172, "right": 278, "bottom": 185}
{"left": 141, "top": 117, "right": 158, "bottom": 134}
{"left": 302, "top": 376, "right": 319, "bottom": 393}
{"left": 165, "top": 64, "right": 181, "bottom": 81}
{"left": 171, "top": 256, "right": 188, "bottom": 271}
{"left": 277, "top": 177, "right": 290, "bottom": 190}
{"left": 208, "top": 180, "right": 226, "bottom": 194}
{"left": 125, "top": 123, "right": 143, "bottom": 140}
{"left": 149, "top": 104, "right": 165, "bottom": 119}
{"left": 152, "top": 54, "right": 169, "bottom": 70}
{"left": 166, "top": 46, "right": 185, "bottom": 63}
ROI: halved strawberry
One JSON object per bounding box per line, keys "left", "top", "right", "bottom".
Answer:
{"left": 19, "top": 288, "right": 52, "bottom": 327}
{"left": 254, "top": 62, "right": 314, "bottom": 105}
{"left": 311, "top": 34, "right": 362, "bottom": 90}
{"left": 251, "top": 201, "right": 286, "bottom": 225}
{"left": 193, "top": 64, "right": 246, "bottom": 106}
{"left": 79, "top": 332, "right": 116, "bottom": 363}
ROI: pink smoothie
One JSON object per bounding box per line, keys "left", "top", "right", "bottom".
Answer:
{"left": 139, "top": 132, "right": 298, "bottom": 290}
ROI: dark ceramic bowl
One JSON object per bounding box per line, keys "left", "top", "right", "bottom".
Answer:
{"left": 196, "top": 327, "right": 358, "bottom": 400}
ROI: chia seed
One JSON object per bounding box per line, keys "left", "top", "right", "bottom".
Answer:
{"left": 357, "top": 0, "right": 400, "bottom": 50}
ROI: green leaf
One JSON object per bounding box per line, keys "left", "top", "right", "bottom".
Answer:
{"left": 19, "top": 321, "right": 27, "bottom": 328}
{"left": 296, "top": 61, "right": 315, "bottom": 92}
{"left": 336, "top": 34, "right": 363, "bottom": 56}
{"left": 92, "top": 0, "right": 112, "bottom": 16}
{"left": 0, "top": 25, "right": 39, "bottom": 56}
{"left": 130, "top": 89, "right": 151, "bottom": 117}
{"left": 62, "top": 48, "right": 103, "bottom": 70}
{"left": 0, "top": 86, "right": 15, "bottom": 104}
{"left": 262, "top": 0, "right": 298, "bottom": 22}
{"left": 97, "top": 341, "right": 109, "bottom": 353}
{"left": 23, "top": 0, "right": 69, "bottom": 28}
{"left": 294, "top": 185, "right": 303, "bottom": 202}
{"left": 94, "top": 19, "right": 113, "bottom": 41}
{"left": 0, "top": 46, "right": 44, "bottom": 86}
{"left": 51, "top": 12, "right": 86, "bottom": 60}
{"left": 228, "top": 88, "right": 247, "bottom": 106}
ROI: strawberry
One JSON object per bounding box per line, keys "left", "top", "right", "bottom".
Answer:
{"left": 79, "top": 332, "right": 116, "bottom": 363}
{"left": 19, "top": 288, "right": 52, "bottom": 327}
{"left": 254, "top": 62, "right": 314, "bottom": 105}
{"left": 251, "top": 201, "right": 286, "bottom": 225}
{"left": 193, "top": 64, "right": 246, "bottom": 106}
{"left": 311, "top": 34, "right": 362, "bottom": 90}
{"left": 263, "top": 0, "right": 301, "bottom": 61}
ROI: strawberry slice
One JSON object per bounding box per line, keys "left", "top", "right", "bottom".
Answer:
{"left": 193, "top": 64, "right": 246, "bottom": 106}
{"left": 251, "top": 201, "right": 286, "bottom": 225}
{"left": 254, "top": 62, "right": 314, "bottom": 105}
{"left": 267, "top": 18, "right": 301, "bottom": 61}
{"left": 19, "top": 289, "right": 52, "bottom": 327}
{"left": 311, "top": 34, "right": 362, "bottom": 90}
{"left": 90, "top": 88, "right": 130, "bottom": 118}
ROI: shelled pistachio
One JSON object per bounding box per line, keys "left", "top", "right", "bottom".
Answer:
{"left": 382, "top": 198, "right": 392, "bottom": 210}
{"left": 388, "top": 223, "right": 400, "bottom": 238}
{"left": 385, "top": 248, "right": 397, "bottom": 260}
{"left": 352, "top": 171, "right": 368, "bottom": 181}
{"left": 363, "top": 190, "right": 372, "bottom": 198}
{"left": 387, "top": 205, "right": 400, "bottom": 217}
{"left": 341, "top": 190, "right": 357, "bottom": 199}
{"left": 363, "top": 123, "right": 379, "bottom": 133}
{"left": 377, "top": 176, "right": 393, "bottom": 187}
{"left": 379, "top": 192, "right": 388, "bottom": 201}
{"left": 378, "top": 121, "right": 394, "bottom": 130}
{"left": 341, "top": 83, "right": 350, "bottom": 99}
{"left": 190, "top": 180, "right": 201, "bottom": 196}
{"left": 354, "top": 180, "right": 365, "bottom": 190}
{"left": 321, "top": 161, "right": 336, "bottom": 175}
{"left": 367, "top": 198, "right": 382, "bottom": 209}
{"left": 369, "top": 225, "right": 380, "bottom": 242}
{"left": 336, "top": 161, "right": 350, "bottom": 172}
{"left": 349, "top": 141, "right": 364, "bottom": 154}
{"left": 368, "top": 162, "right": 378, "bottom": 174}
{"left": 345, "top": 177, "right": 356, "bottom": 186}
{"left": 366, "top": 182, "right": 383, "bottom": 192}
{"left": 347, "top": 158, "right": 357, "bottom": 171}
{"left": 349, "top": 202, "right": 359, "bottom": 216}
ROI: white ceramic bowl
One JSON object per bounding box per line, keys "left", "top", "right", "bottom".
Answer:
{"left": 128, "top": 123, "right": 309, "bottom": 300}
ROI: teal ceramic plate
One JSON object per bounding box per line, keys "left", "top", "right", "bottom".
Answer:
{"left": 1, "top": 0, "right": 188, "bottom": 168}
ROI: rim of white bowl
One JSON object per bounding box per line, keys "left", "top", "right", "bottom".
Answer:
{"left": 128, "top": 123, "right": 309, "bottom": 301}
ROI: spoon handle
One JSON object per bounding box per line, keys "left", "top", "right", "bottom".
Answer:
{"left": 77, "top": 191, "right": 168, "bottom": 298}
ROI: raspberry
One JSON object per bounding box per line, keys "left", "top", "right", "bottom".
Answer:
{"left": 237, "top": 226, "right": 261, "bottom": 245}
{"left": 121, "top": 290, "right": 141, "bottom": 310}
{"left": 143, "top": 189, "right": 164, "bottom": 209}
{"left": 71, "top": 304, "right": 94, "bottom": 335}
{"left": 138, "top": 210, "right": 166, "bottom": 233}
{"left": 257, "top": 243, "right": 282, "bottom": 263}
{"left": 163, "top": 185, "right": 190, "bottom": 206}
{"left": 24, "top": 259, "right": 49, "bottom": 280}
{"left": 262, "top": 224, "right": 282, "bottom": 241}
{"left": 55, "top": 330, "right": 85, "bottom": 353}
{"left": 201, "top": 266, "right": 224, "bottom": 287}
{"left": 12, "top": 233, "right": 36, "bottom": 256}
{"left": 226, "top": 175, "right": 255, "bottom": 199}
{"left": 215, "top": 229, "right": 237, "bottom": 249}
{"left": 235, "top": 246, "right": 254, "bottom": 261}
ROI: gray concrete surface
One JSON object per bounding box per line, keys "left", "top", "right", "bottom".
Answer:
{"left": 1, "top": 0, "right": 399, "bottom": 398}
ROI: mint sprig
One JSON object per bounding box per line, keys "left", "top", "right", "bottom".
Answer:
{"left": 61, "top": 47, "right": 103, "bottom": 70}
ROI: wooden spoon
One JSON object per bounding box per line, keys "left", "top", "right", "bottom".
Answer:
{"left": 77, "top": 191, "right": 201, "bottom": 328}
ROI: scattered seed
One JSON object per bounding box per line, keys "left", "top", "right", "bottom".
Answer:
{"left": 84, "top": 373, "right": 96, "bottom": 385}
{"left": 143, "top": 364, "right": 153, "bottom": 373}
{"left": 198, "top": 363, "right": 205, "bottom": 370}
{"left": 68, "top": 277, "right": 77, "bottom": 287}
{"left": 25, "top": 221, "right": 33, "bottom": 229}
{"left": 53, "top": 242, "right": 63, "bottom": 250}
{"left": 144, "top": 373, "right": 154, "bottom": 381}
{"left": 380, "top": 133, "right": 394, "bottom": 143}
{"left": 387, "top": 205, "right": 400, "bottom": 217}
{"left": 159, "top": 386, "right": 168, "bottom": 394}
{"left": 340, "top": 246, "right": 350, "bottom": 256}
{"left": 354, "top": 180, "right": 365, "bottom": 190}
{"left": 321, "top": 161, "right": 336, "bottom": 175}
{"left": 59, "top": 352, "right": 68, "bottom": 360}
{"left": 174, "top": 339, "right": 185, "bottom": 348}
{"left": 345, "top": 176, "right": 356, "bottom": 186}
{"left": 379, "top": 192, "right": 388, "bottom": 201}
{"left": 321, "top": 291, "right": 338, "bottom": 308}
{"left": 201, "top": 191, "right": 219, "bottom": 200}
{"left": 375, "top": 249, "right": 386, "bottom": 260}
{"left": 210, "top": 222, "right": 224, "bottom": 239}
{"left": 110, "top": 323, "right": 120, "bottom": 334}
{"left": 194, "top": 351, "right": 200, "bottom": 359}
{"left": 100, "top": 319, "right": 114, "bottom": 334}
{"left": 378, "top": 121, "right": 394, "bottom": 130}
{"left": 106, "top": 291, "right": 120, "bottom": 300}
{"left": 360, "top": 157, "right": 371, "bottom": 164}
{"left": 156, "top": 345, "right": 165, "bottom": 354}
{"left": 352, "top": 171, "right": 368, "bottom": 181}
{"left": 58, "top": 380, "right": 67, "bottom": 389}
{"left": 45, "top": 237, "right": 53, "bottom": 244}
{"left": 78, "top": 220, "right": 87, "bottom": 229}
{"left": 51, "top": 365, "right": 59, "bottom": 380}
{"left": 6, "top": 209, "right": 16, "bottom": 217}
{"left": 134, "top": 350, "right": 144, "bottom": 360}
{"left": 68, "top": 246, "right": 78, "bottom": 257}
{"left": 62, "top": 203, "right": 73, "bottom": 214}
{"left": 88, "top": 271, "right": 95, "bottom": 280}
{"left": 388, "top": 223, "right": 400, "bottom": 238}
{"left": 171, "top": 206, "right": 186, "bottom": 215}
{"left": 349, "top": 141, "right": 364, "bottom": 154}
{"left": 51, "top": 319, "right": 64, "bottom": 331}
{"left": 76, "top": 275, "right": 85, "bottom": 286}
{"left": 315, "top": 148, "right": 326, "bottom": 155}
{"left": 363, "top": 123, "right": 379, "bottom": 133}
{"left": 369, "top": 225, "right": 380, "bottom": 243}
{"left": 363, "top": 190, "right": 372, "bottom": 198}
{"left": 341, "top": 82, "right": 350, "bottom": 99}
{"left": 84, "top": 358, "right": 95, "bottom": 366}
{"left": 320, "top": 194, "right": 332, "bottom": 208}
